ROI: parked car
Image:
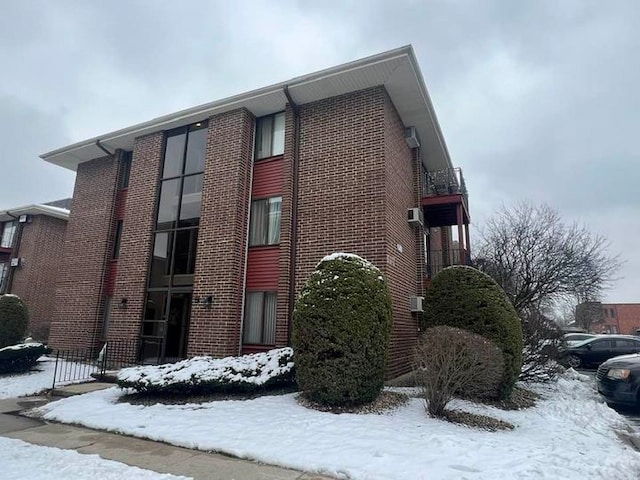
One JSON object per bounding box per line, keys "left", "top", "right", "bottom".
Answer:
{"left": 563, "top": 333, "right": 596, "bottom": 347}
{"left": 564, "top": 335, "right": 640, "bottom": 368}
{"left": 596, "top": 354, "right": 640, "bottom": 407}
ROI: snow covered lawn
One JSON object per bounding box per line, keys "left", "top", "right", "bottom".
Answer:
{"left": 0, "top": 437, "right": 189, "bottom": 480}
{"left": 0, "top": 357, "right": 94, "bottom": 399}
{"left": 35, "top": 370, "right": 640, "bottom": 480}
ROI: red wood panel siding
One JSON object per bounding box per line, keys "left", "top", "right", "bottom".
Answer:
{"left": 246, "top": 247, "right": 280, "bottom": 290}
{"left": 115, "top": 189, "right": 128, "bottom": 218}
{"left": 252, "top": 157, "right": 283, "bottom": 198}
{"left": 104, "top": 261, "right": 118, "bottom": 295}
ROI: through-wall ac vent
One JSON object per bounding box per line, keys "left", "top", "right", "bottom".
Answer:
{"left": 410, "top": 296, "right": 424, "bottom": 313}
{"left": 10, "top": 258, "right": 21, "bottom": 268}
{"left": 407, "top": 207, "right": 424, "bottom": 227}
{"left": 405, "top": 126, "right": 420, "bottom": 149}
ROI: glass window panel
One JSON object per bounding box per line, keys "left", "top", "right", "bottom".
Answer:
{"left": 144, "top": 291, "right": 168, "bottom": 322}
{"left": 267, "top": 197, "right": 282, "bottom": 245}
{"left": 156, "top": 179, "right": 181, "bottom": 230}
{"left": 243, "top": 292, "right": 264, "bottom": 344}
{"left": 255, "top": 116, "right": 272, "bottom": 160}
{"left": 0, "top": 262, "right": 7, "bottom": 292}
{"left": 249, "top": 200, "right": 268, "bottom": 246}
{"left": 149, "top": 232, "right": 173, "bottom": 287}
{"left": 179, "top": 174, "right": 203, "bottom": 227}
{"left": 272, "top": 112, "right": 285, "bottom": 156}
{"left": 184, "top": 126, "right": 208, "bottom": 175}
{"left": 263, "top": 293, "right": 277, "bottom": 344}
{"left": 119, "top": 151, "right": 132, "bottom": 189}
{"left": 173, "top": 228, "right": 198, "bottom": 277}
{"left": 162, "top": 132, "right": 187, "bottom": 178}
{"left": 112, "top": 220, "right": 123, "bottom": 259}
{"left": 1, "top": 221, "right": 16, "bottom": 248}
{"left": 101, "top": 297, "right": 112, "bottom": 339}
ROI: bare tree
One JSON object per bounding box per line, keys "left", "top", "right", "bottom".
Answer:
{"left": 475, "top": 202, "right": 622, "bottom": 380}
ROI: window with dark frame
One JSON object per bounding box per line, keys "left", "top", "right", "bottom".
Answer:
{"left": 101, "top": 296, "right": 112, "bottom": 339}
{"left": 1, "top": 221, "right": 16, "bottom": 249}
{"left": 243, "top": 291, "right": 277, "bottom": 345}
{"left": 119, "top": 151, "right": 132, "bottom": 189}
{"left": 112, "top": 220, "right": 123, "bottom": 259}
{"left": 249, "top": 197, "right": 282, "bottom": 246}
{"left": 255, "top": 112, "right": 285, "bottom": 160}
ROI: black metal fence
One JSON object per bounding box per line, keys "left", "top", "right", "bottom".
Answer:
{"left": 50, "top": 339, "right": 151, "bottom": 390}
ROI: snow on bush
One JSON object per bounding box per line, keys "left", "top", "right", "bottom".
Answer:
{"left": 117, "top": 347, "right": 294, "bottom": 395}
{"left": 0, "top": 342, "right": 51, "bottom": 375}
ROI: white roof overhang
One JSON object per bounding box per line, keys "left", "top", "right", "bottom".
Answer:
{"left": 0, "top": 204, "right": 70, "bottom": 222}
{"left": 41, "top": 45, "right": 453, "bottom": 172}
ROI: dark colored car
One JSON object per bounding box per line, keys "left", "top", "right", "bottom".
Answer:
{"left": 596, "top": 354, "right": 640, "bottom": 407}
{"left": 564, "top": 335, "right": 640, "bottom": 368}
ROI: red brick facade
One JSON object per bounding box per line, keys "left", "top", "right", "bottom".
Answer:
{"left": 49, "top": 156, "right": 119, "bottom": 350}
{"left": 8, "top": 215, "right": 67, "bottom": 341}
{"left": 592, "top": 303, "right": 640, "bottom": 335}
{"left": 48, "top": 85, "right": 461, "bottom": 379}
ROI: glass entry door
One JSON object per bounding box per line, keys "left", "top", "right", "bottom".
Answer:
{"left": 141, "top": 291, "right": 191, "bottom": 363}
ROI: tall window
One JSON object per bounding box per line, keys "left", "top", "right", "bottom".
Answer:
{"left": 149, "top": 122, "right": 207, "bottom": 287}
{"left": 0, "top": 262, "right": 7, "bottom": 293}
{"left": 243, "top": 292, "right": 277, "bottom": 345}
{"left": 249, "top": 197, "right": 281, "bottom": 246}
{"left": 112, "top": 220, "right": 123, "bottom": 259}
{"left": 119, "top": 151, "right": 132, "bottom": 189}
{"left": 255, "top": 112, "right": 285, "bottom": 160}
{"left": 1, "top": 221, "right": 16, "bottom": 248}
{"left": 142, "top": 121, "right": 207, "bottom": 362}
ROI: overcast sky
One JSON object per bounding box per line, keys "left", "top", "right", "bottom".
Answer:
{"left": 0, "top": 1, "right": 637, "bottom": 304}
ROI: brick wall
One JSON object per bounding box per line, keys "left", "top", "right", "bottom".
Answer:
{"left": 594, "top": 303, "right": 640, "bottom": 334}
{"left": 383, "top": 94, "right": 422, "bottom": 378}
{"left": 108, "top": 135, "right": 164, "bottom": 346}
{"left": 49, "top": 156, "right": 118, "bottom": 350}
{"left": 10, "top": 215, "right": 67, "bottom": 341}
{"left": 189, "top": 108, "right": 254, "bottom": 357}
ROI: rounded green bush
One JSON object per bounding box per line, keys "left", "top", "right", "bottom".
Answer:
{"left": 422, "top": 266, "right": 523, "bottom": 398}
{"left": 0, "top": 294, "right": 29, "bottom": 349}
{"left": 292, "top": 253, "right": 392, "bottom": 407}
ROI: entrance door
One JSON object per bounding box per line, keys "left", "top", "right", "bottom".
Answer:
{"left": 140, "top": 291, "right": 191, "bottom": 363}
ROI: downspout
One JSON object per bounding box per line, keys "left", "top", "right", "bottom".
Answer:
{"left": 91, "top": 140, "right": 119, "bottom": 355}
{"left": 3, "top": 211, "right": 20, "bottom": 294}
{"left": 283, "top": 86, "right": 301, "bottom": 343}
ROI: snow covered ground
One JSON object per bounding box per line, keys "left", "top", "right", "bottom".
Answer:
{"left": 0, "top": 357, "right": 94, "bottom": 399}
{"left": 34, "top": 370, "right": 640, "bottom": 480}
{"left": 0, "top": 437, "right": 189, "bottom": 480}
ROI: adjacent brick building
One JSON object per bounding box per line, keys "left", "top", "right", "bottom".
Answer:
{"left": 0, "top": 200, "right": 70, "bottom": 340}
{"left": 42, "top": 46, "right": 471, "bottom": 378}
{"left": 577, "top": 302, "right": 640, "bottom": 335}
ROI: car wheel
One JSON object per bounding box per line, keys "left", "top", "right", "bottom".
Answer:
{"left": 567, "top": 354, "right": 582, "bottom": 369}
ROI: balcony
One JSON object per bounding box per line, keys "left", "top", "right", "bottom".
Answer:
{"left": 422, "top": 167, "right": 470, "bottom": 227}
{"left": 426, "top": 248, "right": 472, "bottom": 279}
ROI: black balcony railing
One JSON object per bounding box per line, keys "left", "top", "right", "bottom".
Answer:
{"left": 426, "top": 248, "right": 472, "bottom": 278}
{"left": 423, "top": 167, "right": 468, "bottom": 203}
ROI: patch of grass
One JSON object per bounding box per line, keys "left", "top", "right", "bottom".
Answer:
{"left": 443, "top": 409, "right": 514, "bottom": 431}
{"left": 297, "top": 391, "right": 409, "bottom": 414}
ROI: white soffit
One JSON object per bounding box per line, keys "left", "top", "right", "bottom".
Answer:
{"left": 41, "top": 46, "right": 453, "bottom": 172}
{"left": 0, "top": 204, "right": 70, "bottom": 223}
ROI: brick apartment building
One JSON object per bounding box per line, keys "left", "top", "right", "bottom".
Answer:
{"left": 576, "top": 302, "right": 640, "bottom": 335}
{"left": 0, "top": 199, "right": 70, "bottom": 340}
{"left": 42, "top": 46, "right": 470, "bottom": 378}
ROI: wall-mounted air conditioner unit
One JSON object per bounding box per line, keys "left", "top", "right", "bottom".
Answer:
{"left": 407, "top": 207, "right": 424, "bottom": 227}
{"left": 18, "top": 214, "right": 29, "bottom": 223}
{"left": 405, "top": 126, "right": 420, "bottom": 149}
{"left": 10, "top": 258, "right": 21, "bottom": 268}
{"left": 410, "top": 296, "right": 424, "bottom": 313}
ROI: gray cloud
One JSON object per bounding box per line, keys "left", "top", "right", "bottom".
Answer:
{"left": 0, "top": 0, "right": 637, "bottom": 301}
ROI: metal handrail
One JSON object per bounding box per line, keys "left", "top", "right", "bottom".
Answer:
{"left": 423, "top": 167, "right": 468, "bottom": 204}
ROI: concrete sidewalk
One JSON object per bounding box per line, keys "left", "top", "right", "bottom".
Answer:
{"left": 0, "top": 385, "right": 332, "bottom": 480}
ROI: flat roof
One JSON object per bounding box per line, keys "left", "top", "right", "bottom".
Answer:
{"left": 41, "top": 45, "right": 453, "bottom": 172}
{"left": 0, "top": 204, "right": 70, "bottom": 222}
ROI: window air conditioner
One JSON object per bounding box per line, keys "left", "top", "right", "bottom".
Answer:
{"left": 405, "top": 126, "right": 421, "bottom": 149}
{"left": 410, "top": 296, "right": 424, "bottom": 313}
{"left": 18, "top": 214, "right": 29, "bottom": 223}
{"left": 10, "top": 258, "right": 21, "bottom": 268}
{"left": 407, "top": 207, "right": 424, "bottom": 227}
